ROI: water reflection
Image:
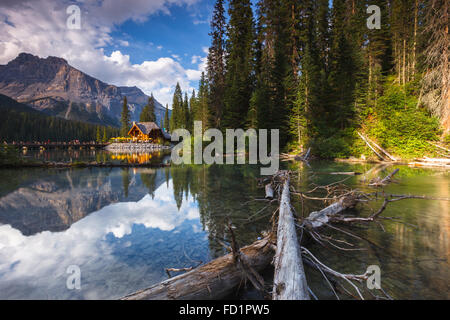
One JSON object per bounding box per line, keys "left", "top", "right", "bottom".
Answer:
{"left": 287, "top": 161, "right": 450, "bottom": 300}
{"left": 0, "top": 180, "right": 205, "bottom": 299}
{"left": 22, "top": 149, "right": 171, "bottom": 165}
{"left": 0, "top": 165, "right": 270, "bottom": 299}
{"left": 0, "top": 160, "right": 448, "bottom": 299}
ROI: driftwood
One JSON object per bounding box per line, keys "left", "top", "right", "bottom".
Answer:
{"left": 265, "top": 183, "right": 274, "bottom": 199}
{"left": 121, "top": 237, "right": 275, "bottom": 300}
{"left": 365, "top": 136, "right": 397, "bottom": 161}
{"left": 412, "top": 157, "right": 450, "bottom": 167}
{"left": 298, "top": 148, "right": 311, "bottom": 161}
{"left": 409, "top": 161, "right": 450, "bottom": 168}
{"left": 357, "top": 132, "right": 386, "bottom": 161}
{"left": 165, "top": 267, "right": 194, "bottom": 278}
{"left": 328, "top": 172, "right": 362, "bottom": 176}
{"left": 427, "top": 141, "right": 450, "bottom": 153}
{"left": 369, "top": 168, "right": 399, "bottom": 187}
{"left": 304, "top": 195, "right": 358, "bottom": 229}
{"left": 272, "top": 175, "right": 309, "bottom": 300}
{"left": 280, "top": 148, "right": 311, "bottom": 162}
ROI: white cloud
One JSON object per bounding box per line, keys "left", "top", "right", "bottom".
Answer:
{"left": 0, "top": 180, "right": 203, "bottom": 299}
{"left": 0, "top": 0, "right": 207, "bottom": 106}
{"left": 118, "top": 40, "right": 129, "bottom": 47}
{"left": 191, "top": 55, "right": 201, "bottom": 64}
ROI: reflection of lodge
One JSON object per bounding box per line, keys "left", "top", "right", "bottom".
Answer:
{"left": 111, "top": 152, "right": 157, "bottom": 164}
{"left": 128, "top": 122, "right": 170, "bottom": 143}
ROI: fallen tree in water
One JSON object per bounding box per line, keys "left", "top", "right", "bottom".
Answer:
{"left": 122, "top": 236, "right": 275, "bottom": 300}
{"left": 122, "top": 168, "right": 449, "bottom": 300}
{"left": 272, "top": 173, "right": 309, "bottom": 300}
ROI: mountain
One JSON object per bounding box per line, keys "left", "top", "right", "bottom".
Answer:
{"left": 0, "top": 53, "right": 169, "bottom": 127}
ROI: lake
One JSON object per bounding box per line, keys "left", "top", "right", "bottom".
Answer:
{"left": 0, "top": 151, "right": 448, "bottom": 299}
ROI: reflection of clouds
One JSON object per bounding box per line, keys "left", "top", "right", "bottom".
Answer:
{"left": 0, "top": 180, "right": 200, "bottom": 299}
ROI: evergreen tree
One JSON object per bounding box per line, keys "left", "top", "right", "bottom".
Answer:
{"left": 170, "top": 83, "right": 184, "bottom": 130}
{"left": 163, "top": 104, "right": 170, "bottom": 132}
{"left": 197, "top": 72, "right": 210, "bottom": 133}
{"left": 183, "top": 92, "right": 191, "bottom": 131}
{"left": 422, "top": 0, "right": 449, "bottom": 134}
{"left": 327, "top": 0, "right": 361, "bottom": 130}
{"left": 207, "top": 0, "right": 226, "bottom": 129}
{"left": 140, "top": 94, "right": 157, "bottom": 122}
{"left": 223, "top": 0, "right": 255, "bottom": 129}
{"left": 365, "top": 0, "right": 391, "bottom": 113}
{"left": 102, "top": 126, "right": 107, "bottom": 143}
{"left": 189, "top": 90, "right": 198, "bottom": 130}
{"left": 96, "top": 126, "right": 101, "bottom": 143}
{"left": 120, "top": 96, "right": 130, "bottom": 137}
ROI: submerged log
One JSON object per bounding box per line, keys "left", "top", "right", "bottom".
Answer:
{"left": 121, "top": 237, "right": 275, "bottom": 300}
{"left": 304, "top": 195, "right": 358, "bottom": 229}
{"left": 272, "top": 175, "right": 309, "bottom": 300}
{"left": 265, "top": 183, "right": 274, "bottom": 199}
{"left": 369, "top": 168, "right": 399, "bottom": 187}
{"left": 328, "top": 172, "right": 362, "bottom": 176}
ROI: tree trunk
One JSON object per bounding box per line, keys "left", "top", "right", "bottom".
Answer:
{"left": 357, "top": 132, "right": 386, "bottom": 161}
{"left": 272, "top": 176, "right": 309, "bottom": 300}
{"left": 121, "top": 237, "right": 275, "bottom": 300}
{"left": 304, "top": 196, "right": 358, "bottom": 229}
{"left": 412, "top": 0, "right": 418, "bottom": 79}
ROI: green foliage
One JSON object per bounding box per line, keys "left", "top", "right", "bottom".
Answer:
{"left": 222, "top": 0, "right": 255, "bottom": 129}
{"left": 163, "top": 104, "right": 170, "bottom": 132}
{"left": 366, "top": 82, "right": 440, "bottom": 159}
{"left": 0, "top": 145, "right": 21, "bottom": 165}
{"left": 120, "top": 96, "right": 131, "bottom": 137}
{"left": 140, "top": 95, "right": 156, "bottom": 122}
{"left": 310, "top": 129, "right": 356, "bottom": 159}
{"left": 170, "top": 83, "right": 184, "bottom": 130}
{"left": 444, "top": 134, "right": 450, "bottom": 146}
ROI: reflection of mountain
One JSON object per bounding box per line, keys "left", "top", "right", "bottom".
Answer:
{"left": 0, "top": 180, "right": 203, "bottom": 300}
{"left": 0, "top": 165, "right": 270, "bottom": 252}
{"left": 0, "top": 168, "right": 167, "bottom": 235}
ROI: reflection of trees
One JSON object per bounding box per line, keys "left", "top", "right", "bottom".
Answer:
{"left": 170, "top": 165, "right": 273, "bottom": 259}
{"left": 140, "top": 170, "right": 157, "bottom": 199}
{"left": 171, "top": 166, "right": 191, "bottom": 210}
{"left": 121, "top": 168, "right": 130, "bottom": 198}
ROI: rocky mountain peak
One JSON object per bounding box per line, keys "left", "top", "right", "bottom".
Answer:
{"left": 0, "top": 53, "right": 169, "bottom": 127}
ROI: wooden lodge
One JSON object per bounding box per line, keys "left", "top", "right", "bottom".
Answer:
{"left": 128, "top": 121, "right": 170, "bottom": 143}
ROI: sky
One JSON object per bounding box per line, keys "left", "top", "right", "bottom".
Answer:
{"left": 0, "top": 0, "right": 215, "bottom": 106}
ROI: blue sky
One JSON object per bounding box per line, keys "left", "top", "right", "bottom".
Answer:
{"left": 106, "top": 1, "right": 213, "bottom": 66}
{"left": 0, "top": 0, "right": 217, "bottom": 106}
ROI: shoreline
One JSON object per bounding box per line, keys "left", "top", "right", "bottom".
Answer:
{"left": 0, "top": 161, "right": 171, "bottom": 169}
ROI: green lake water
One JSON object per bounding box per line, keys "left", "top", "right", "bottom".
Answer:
{"left": 0, "top": 151, "right": 448, "bottom": 299}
